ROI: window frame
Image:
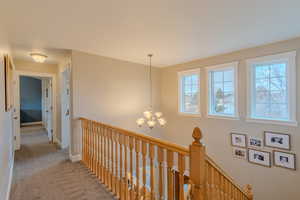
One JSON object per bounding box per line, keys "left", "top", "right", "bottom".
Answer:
{"left": 178, "top": 68, "right": 201, "bottom": 116}
{"left": 206, "top": 62, "right": 239, "bottom": 120}
{"left": 246, "top": 51, "right": 297, "bottom": 126}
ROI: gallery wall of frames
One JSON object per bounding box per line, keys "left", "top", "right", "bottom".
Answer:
{"left": 231, "top": 132, "right": 296, "bottom": 170}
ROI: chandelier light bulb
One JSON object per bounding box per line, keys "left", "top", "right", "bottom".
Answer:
{"left": 155, "top": 112, "right": 163, "bottom": 118}
{"left": 143, "top": 110, "right": 152, "bottom": 119}
{"left": 147, "top": 120, "right": 156, "bottom": 129}
{"left": 136, "top": 118, "right": 145, "bottom": 127}
{"left": 158, "top": 118, "right": 167, "bottom": 126}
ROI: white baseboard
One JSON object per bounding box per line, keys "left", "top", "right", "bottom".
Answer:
{"left": 5, "top": 159, "right": 14, "bottom": 200}
{"left": 70, "top": 154, "right": 82, "bottom": 162}
{"left": 21, "top": 121, "right": 43, "bottom": 126}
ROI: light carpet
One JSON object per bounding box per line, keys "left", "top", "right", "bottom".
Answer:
{"left": 10, "top": 125, "right": 114, "bottom": 200}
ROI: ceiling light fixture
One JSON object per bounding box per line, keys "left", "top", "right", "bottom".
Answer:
{"left": 136, "top": 54, "right": 166, "bottom": 129}
{"left": 30, "top": 53, "right": 47, "bottom": 63}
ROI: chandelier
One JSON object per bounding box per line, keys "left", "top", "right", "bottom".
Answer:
{"left": 136, "top": 54, "right": 166, "bottom": 129}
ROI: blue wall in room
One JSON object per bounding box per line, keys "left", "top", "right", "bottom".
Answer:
{"left": 20, "top": 76, "right": 42, "bottom": 123}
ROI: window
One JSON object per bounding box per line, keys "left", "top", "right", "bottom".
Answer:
{"left": 247, "top": 51, "right": 297, "bottom": 125}
{"left": 207, "top": 62, "right": 238, "bottom": 118}
{"left": 178, "top": 69, "right": 200, "bottom": 115}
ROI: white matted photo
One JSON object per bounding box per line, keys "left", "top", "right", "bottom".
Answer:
{"left": 248, "top": 149, "right": 271, "bottom": 167}
{"left": 264, "top": 131, "right": 290, "bottom": 150}
{"left": 274, "top": 151, "right": 296, "bottom": 170}
{"left": 231, "top": 133, "right": 247, "bottom": 148}
{"left": 248, "top": 136, "right": 263, "bottom": 149}
{"left": 233, "top": 147, "right": 247, "bottom": 160}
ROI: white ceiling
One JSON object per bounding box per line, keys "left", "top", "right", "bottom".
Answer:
{"left": 11, "top": 44, "right": 70, "bottom": 64}
{"left": 1, "top": 0, "right": 300, "bottom": 66}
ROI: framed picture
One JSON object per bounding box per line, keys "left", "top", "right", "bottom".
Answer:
{"left": 3, "top": 55, "right": 13, "bottom": 112}
{"left": 248, "top": 136, "right": 263, "bottom": 149}
{"left": 273, "top": 151, "right": 296, "bottom": 170}
{"left": 248, "top": 149, "right": 271, "bottom": 167}
{"left": 232, "top": 147, "right": 247, "bottom": 160}
{"left": 264, "top": 131, "right": 291, "bottom": 150}
{"left": 231, "top": 133, "right": 247, "bottom": 148}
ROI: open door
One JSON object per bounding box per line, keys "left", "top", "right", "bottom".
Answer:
{"left": 12, "top": 72, "right": 20, "bottom": 150}
{"left": 61, "top": 68, "right": 71, "bottom": 149}
{"left": 45, "top": 79, "right": 53, "bottom": 142}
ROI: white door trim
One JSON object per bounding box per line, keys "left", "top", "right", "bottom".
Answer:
{"left": 61, "top": 67, "right": 71, "bottom": 150}
{"left": 14, "top": 70, "right": 57, "bottom": 147}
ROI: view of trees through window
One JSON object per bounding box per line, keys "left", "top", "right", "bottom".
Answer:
{"left": 253, "top": 63, "right": 288, "bottom": 120}
{"left": 182, "top": 74, "right": 199, "bottom": 113}
{"left": 210, "top": 68, "right": 235, "bottom": 116}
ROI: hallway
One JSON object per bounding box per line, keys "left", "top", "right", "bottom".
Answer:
{"left": 10, "top": 125, "right": 114, "bottom": 200}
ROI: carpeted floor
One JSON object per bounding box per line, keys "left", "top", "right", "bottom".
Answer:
{"left": 10, "top": 125, "right": 114, "bottom": 200}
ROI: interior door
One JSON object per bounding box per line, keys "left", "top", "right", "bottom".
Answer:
{"left": 61, "top": 68, "right": 71, "bottom": 149}
{"left": 45, "top": 79, "right": 53, "bottom": 142}
{"left": 12, "top": 73, "right": 20, "bottom": 150}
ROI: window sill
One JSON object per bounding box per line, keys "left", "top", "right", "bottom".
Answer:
{"left": 207, "top": 114, "right": 239, "bottom": 121}
{"left": 178, "top": 112, "right": 201, "bottom": 118}
{"left": 246, "top": 118, "right": 298, "bottom": 127}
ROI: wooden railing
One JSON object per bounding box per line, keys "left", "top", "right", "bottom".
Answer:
{"left": 80, "top": 118, "right": 253, "bottom": 200}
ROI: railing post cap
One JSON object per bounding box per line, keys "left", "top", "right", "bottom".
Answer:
{"left": 245, "top": 184, "right": 253, "bottom": 199}
{"left": 192, "top": 127, "right": 203, "bottom": 145}
{"left": 245, "top": 184, "right": 252, "bottom": 192}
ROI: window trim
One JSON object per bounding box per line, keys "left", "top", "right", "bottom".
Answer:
{"left": 246, "top": 51, "right": 297, "bottom": 126}
{"left": 206, "top": 62, "right": 239, "bottom": 119}
{"left": 177, "top": 68, "right": 201, "bottom": 116}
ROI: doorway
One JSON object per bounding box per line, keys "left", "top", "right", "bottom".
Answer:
{"left": 13, "top": 71, "right": 57, "bottom": 150}
{"left": 19, "top": 76, "right": 43, "bottom": 126}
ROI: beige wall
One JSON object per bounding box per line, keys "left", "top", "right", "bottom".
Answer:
{"left": 160, "top": 38, "right": 300, "bottom": 200}
{"left": 71, "top": 50, "right": 162, "bottom": 155}
{"left": 0, "top": 52, "right": 14, "bottom": 199}
{"left": 14, "top": 59, "right": 62, "bottom": 143}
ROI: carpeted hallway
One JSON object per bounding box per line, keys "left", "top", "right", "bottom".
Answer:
{"left": 10, "top": 125, "right": 114, "bottom": 200}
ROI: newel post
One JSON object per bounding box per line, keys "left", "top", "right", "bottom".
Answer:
{"left": 189, "top": 127, "right": 206, "bottom": 200}
{"left": 245, "top": 184, "right": 253, "bottom": 200}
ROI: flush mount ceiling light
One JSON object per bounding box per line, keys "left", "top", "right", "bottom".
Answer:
{"left": 30, "top": 53, "right": 47, "bottom": 63}
{"left": 136, "top": 54, "right": 166, "bottom": 129}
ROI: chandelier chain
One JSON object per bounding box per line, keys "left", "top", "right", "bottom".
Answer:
{"left": 148, "top": 54, "right": 153, "bottom": 109}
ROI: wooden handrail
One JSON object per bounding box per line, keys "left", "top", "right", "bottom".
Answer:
{"left": 79, "top": 117, "right": 189, "bottom": 155}
{"left": 79, "top": 118, "right": 253, "bottom": 200}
